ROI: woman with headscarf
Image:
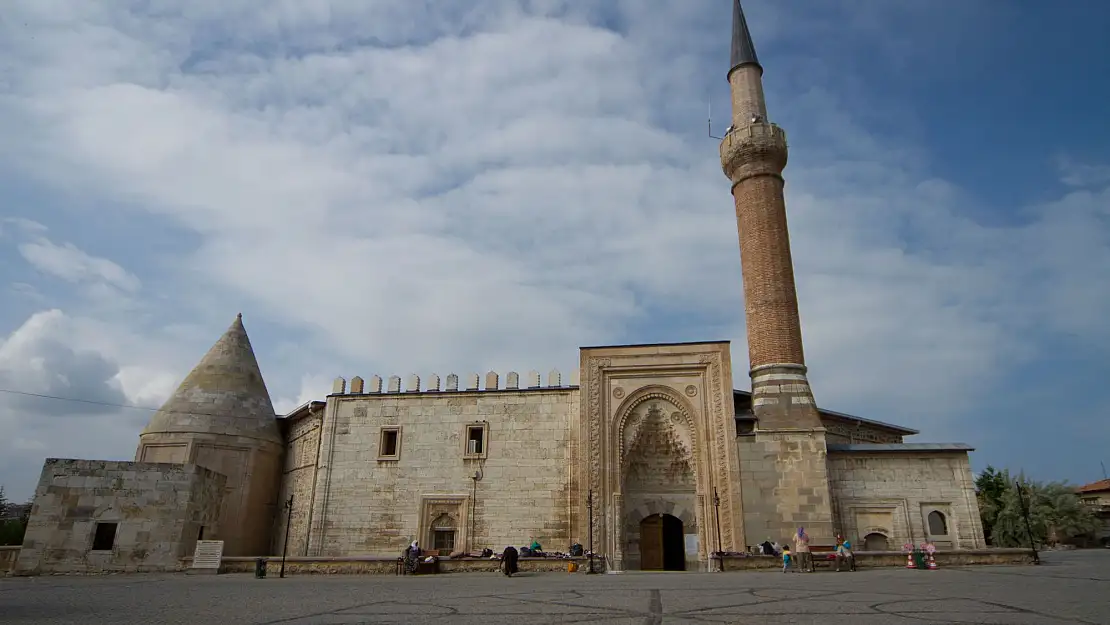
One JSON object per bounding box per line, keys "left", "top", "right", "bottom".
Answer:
{"left": 501, "top": 545, "right": 519, "bottom": 577}
{"left": 793, "top": 527, "right": 812, "bottom": 573}
{"left": 404, "top": 540, "right": 421, "bottom": 575}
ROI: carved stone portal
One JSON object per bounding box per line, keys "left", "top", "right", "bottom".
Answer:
{"left": 579, "top": 345, "right": 739, "bottom": 573}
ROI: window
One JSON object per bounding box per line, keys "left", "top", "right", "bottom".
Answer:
{"left": 433, "top": 530, "right": 456, "bottom": 555}
{"left": 378, "top": 427, "right": 401, "bottom": 460}
{"left": 464, "top": 423, "right": 488, "bottom": 458}
{"left": 927, "top": 510, "right": 948, "bottom": 536}
{"left": 91, "top": 522, "right": 118, "bottom": 551}
{"left": 735, "top": 418, "right": 756, "bottom": 436}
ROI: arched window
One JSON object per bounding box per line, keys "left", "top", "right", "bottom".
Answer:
{"left": 431, "top": 513, "right": 457, "bottom": 555}
{"left": 863, "top": 533, "right": 889, "bottom": 551}
{"left": 927, "top": 510, "right": 948, "bottom": 536}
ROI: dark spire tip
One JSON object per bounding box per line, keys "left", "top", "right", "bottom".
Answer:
{"left": 729, "top": 0, "right": 762, "bottom": 76}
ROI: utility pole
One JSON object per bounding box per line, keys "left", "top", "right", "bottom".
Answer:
{"left": 586, "top": 489, "right": 596, "bottom": 574}
{"left": 279, "top": 495, "right": 294, "bottom": 578}
{"left": 713, "top": 488, "right": 723, "bottom": 572}
{"left": 1014, "top": 481, "right": 1040, "bottom": 565}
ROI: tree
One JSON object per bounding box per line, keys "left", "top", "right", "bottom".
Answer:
{"left": 0, "top": 485, "right": 31, "bottom": 547}
{"left": 985, "top": 473, "right": 1098, "bottom": 548}
{"left": 975, "top": 466, "right": 1011, "bottom": 544}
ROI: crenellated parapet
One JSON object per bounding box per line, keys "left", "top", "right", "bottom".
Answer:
{"left": 329, "top": 368, "right": 580, "bottom": 395}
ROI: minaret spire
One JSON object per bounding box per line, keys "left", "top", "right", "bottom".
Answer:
{"left": 729, "top": 0, "right": 761, "bottom": 76}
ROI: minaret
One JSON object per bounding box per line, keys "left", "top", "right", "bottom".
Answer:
{"left": 136, "top": 314, "right": 283, "bottom": 556}
{"left": 720, "top": 1, "right": 835, "bottom": 543}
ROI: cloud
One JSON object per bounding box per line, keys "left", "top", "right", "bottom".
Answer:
{"left": 19, "top": 238, "right": 141, "bottom": 293}
{"left": 0, "top": 0, "right": 1107, "bottom": 499}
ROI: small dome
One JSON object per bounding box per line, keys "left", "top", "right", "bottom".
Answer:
{"left": 141, "top": 314, "right": 282, "bottom": 444}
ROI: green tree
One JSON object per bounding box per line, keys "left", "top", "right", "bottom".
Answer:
{"left": 0, "top": 485, "right": 30, "bottom": 546}
{"left": 986, "top": 474, "right": 1098, "bottom": 548}
{"left": 975, "top": 466, "right": 1010, "bottom": 544}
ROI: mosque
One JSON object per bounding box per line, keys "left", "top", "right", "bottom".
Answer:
{"left": 12, "top": 1, "right": 985, "bottom": 575}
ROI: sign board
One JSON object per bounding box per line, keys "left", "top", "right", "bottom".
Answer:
{"left": 192, "top": 540, "right": 225, "bottom": 572}
{"left": 684, "top": 533, "right": 699, "bottom": 556}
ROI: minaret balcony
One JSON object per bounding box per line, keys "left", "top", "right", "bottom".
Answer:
{"left": 720, "top": 122, "right": 789, "bottom": 182}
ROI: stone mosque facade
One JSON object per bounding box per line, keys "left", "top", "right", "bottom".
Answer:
{"left": 12, "top": 2, "right": 985, "bottom": 575}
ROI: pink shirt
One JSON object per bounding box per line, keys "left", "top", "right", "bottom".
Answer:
{"left": 794, "top": 534, "right": 810, "bottom": 553}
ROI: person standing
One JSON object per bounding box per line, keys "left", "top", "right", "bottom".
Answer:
{"left": 781, "top": 545, "right": 792, "bottom": 573}
{"left": 794, "top": 528, "right": 812, "bottom": 572}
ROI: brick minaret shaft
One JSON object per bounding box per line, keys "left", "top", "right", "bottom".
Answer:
{"left": 720, "top": 1, "right": 822, "bottom": 430}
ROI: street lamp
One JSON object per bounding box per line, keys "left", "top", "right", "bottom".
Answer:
{"left": 586, "top": 489, "right": 596, "bottom": 574}
{"left": 713, "top": 488, "right": 723, "bottom": 572}
{"left": 1014, "top": 481, "right": 1040, "bottom": 565}
{"left": 279, "top": 495, "right": 294, "bottom": 578}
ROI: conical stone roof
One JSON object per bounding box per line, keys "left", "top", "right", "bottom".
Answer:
{"left": 729, "top": 0, "right": 762, "bottom": 76}
{"left": 141, "top": 314, "right": 282, "bottom": 444}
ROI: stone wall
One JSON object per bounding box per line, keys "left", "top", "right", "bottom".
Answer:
{"left": 736, "top": 429, "right": 835, "bottom": 549}
{"left": 0, "top": 546, "right": 19, "bottom": 574}
{"left": 13, "top": 459, "right": 226, "bottom": 575}
{"left": 827, "top": 451, "right": 985, "bottom": 550}
{"left": 274, "top": 408, "right": 325, "bottom": 556}
{"left": 305, "top": 389, "right": 577, "bottom": 557}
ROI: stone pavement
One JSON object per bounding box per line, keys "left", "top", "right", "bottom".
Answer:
{"left": 2, "top": 550, "right": 1107, "bottom": 625}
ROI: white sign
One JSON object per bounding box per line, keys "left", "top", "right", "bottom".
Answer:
{"left": 684, "top": 533, "right": 699, "bottom": 556}
{"left": 192, "top": 540, "right": 225, "bottom": 571}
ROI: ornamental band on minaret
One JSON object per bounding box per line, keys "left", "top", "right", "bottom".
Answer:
{"left": 720, "top": 1, "right": 821, "bottom": 431}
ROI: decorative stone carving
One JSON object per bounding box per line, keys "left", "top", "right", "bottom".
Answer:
{"left": 685, "top": 384, "right": 698, "bottom": 397}
{"left": 387, "top": 376, "right": 401, "bottom": 393}
{"left": 548, "top": 369, "right": 561, "bottom": 387}
{"left": 700, "top": 353, "right": 734, "bottom": 549}
{"left": 612, "top": 387, "right": 625, "bottom": 399}
{"left": 485, "top": 371, "right": 499, "bottom": 390}
{"left": 369, "top": 375, "right": 383, "bottom": 393}
{"left": 506, "top": 371, "right": 520, "bottom": 389}
{"left": 527, "top": 370, "right": 541, "bottom": 388}
{"left": 446, "top": 374, "right": 459, "bottom": 392}
{"left": 349, "top": 376, "right": 365, "bottom": 394}
{"left": 466, "top": 374, "right": 480, "bottom": 391}
{"left": 406, "top": 375, "right": 420, "bottom": 392}
{"left": 585, "top": 357, "right": 611, "bottom": 548}
{"left": 427, "top": 374, "right": 441, "bottom": 392}
{"left": 332, "top": 377, "right": 346, "bottom": 394}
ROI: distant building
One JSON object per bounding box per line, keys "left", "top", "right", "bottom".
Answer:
{"left": 1076, "top": 479, "right": 1110, "bottom": 547}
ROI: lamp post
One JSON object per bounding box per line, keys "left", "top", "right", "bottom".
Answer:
{"left": 1014, "top": 481, "right": 1040, "bottom": 565}
{"left": 586, "top": 489, "right": 596, "bottom": 574}
{"left": 279, "top": 495, "right": 294, "bottom": 578}
{"left": 713, "top": 488, "right": 723, "bottom": 572}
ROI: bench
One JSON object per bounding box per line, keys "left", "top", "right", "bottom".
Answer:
{"left": 808, "top": 545, "right": 839, "bottom": 570}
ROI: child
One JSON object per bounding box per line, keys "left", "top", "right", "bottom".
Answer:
{"left": 782, "top": 545, "right": 792, "bottom": 573}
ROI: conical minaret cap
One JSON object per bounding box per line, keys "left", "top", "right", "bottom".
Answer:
{"left": 141, "top": 313, "right": 282, "bottom": 444}
{"left": 729, "top": 0, "right": 762, "bottom": 77}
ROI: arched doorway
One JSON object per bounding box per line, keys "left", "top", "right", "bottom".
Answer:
{"left": 863, "top": 533, "right": 889, "bottom": 551}
{"left": 640, "top": 514, "right": 685, "bottom": 571}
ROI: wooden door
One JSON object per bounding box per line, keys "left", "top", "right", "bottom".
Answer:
{"left": 640, "top": 516, "right": 664, "bottom": 570}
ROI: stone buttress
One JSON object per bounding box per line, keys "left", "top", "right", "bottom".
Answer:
{"left": 135, "top": 314, "right": 283, "bottom": 556}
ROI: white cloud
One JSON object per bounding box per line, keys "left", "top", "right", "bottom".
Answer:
{"left": 19, "top": 238, "right": 141, "bottom": 293}
{"left": 0, "top": 0, "right": 1107, "bottom": 498}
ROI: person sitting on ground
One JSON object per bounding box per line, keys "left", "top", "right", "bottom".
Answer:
{"left": 760, "top": 539, "right": 775, "bottom": 556}
{"left": 835, "top": 538, "right": 856, "bottom": 572}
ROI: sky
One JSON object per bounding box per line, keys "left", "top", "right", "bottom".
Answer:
{"left": 1, "top": 0, "right": 1109, "bottom": 502}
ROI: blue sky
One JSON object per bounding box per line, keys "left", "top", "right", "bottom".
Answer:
{"left": 1, "top": 0, "right": 1108, "bottom": 500}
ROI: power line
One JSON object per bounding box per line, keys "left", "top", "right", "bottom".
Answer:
{"left": 0, "top": 387, "right": 285, "bottom": 420}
